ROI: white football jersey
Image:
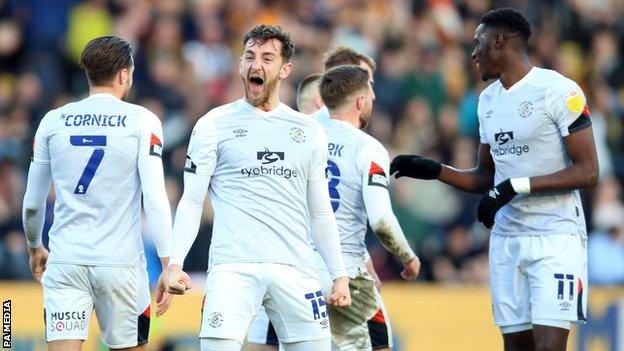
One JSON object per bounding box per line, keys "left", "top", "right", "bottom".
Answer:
{"left": 316, "top": 116, "right": 390, "bottom": 275}
{"left": 478, "top": 67, "right": 591, "bottom": 236}
{"left": 186, "top": 99, "right": 328, "bottom": 270}
{"left": 32, "top": 93, "right": 165, "bottom": 265}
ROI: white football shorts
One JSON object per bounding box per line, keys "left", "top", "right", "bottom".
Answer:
{"left": 42, "top": 262, "right": 151, "bottom": 348}
{"left": 200, "top": 262, "right": 330, "bottom": 344}
{"left": 489, "top": 234, "right": 588, "bottom": 333}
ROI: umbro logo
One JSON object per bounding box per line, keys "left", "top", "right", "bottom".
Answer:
{"left": 257, "top": 147, "right": 285, "bottom": 164}
{"left": 233, "top": 129, "right": 247, "bottom": 137}
{"left": 485, "top": 110, "right": 494, "bottom": 118}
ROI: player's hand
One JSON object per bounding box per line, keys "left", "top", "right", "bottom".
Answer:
{"left": 478, "top": 179, "right": 517, "bottom": 229}
{"left": 400, "top": 256, "right": 421, "bottom": 280}
{"left": 167, "top": 264, "right": 192, "bottom": 295}
{"left": 28, "top": 246, "right": 49, "bottom": 282}
{"left": 390, "top": 155, "right": 442, "bottom": 180}
{"left": 328, "top": 276, "right": 351, "bottom": 308}
{"left": 155, "top": 270, "right": 173, "bottom": 317}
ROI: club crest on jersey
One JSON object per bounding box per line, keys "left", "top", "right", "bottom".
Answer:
{"left": 208, "top": 312, "right": 223, "bottom": 328}
{"left": 368, "top": 161, "right": 388, "bottom": 188}
{"left": 518, "top": 101, "right": 533, "bottom": 118}
{"left": 290, "top": 127, "right": 306, "bottom": 143}
{"left": 149, "top": 133, "right": 162, "bottom": 157}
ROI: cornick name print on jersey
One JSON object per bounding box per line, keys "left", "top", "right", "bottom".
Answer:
{"left": 62, "top": 114, "right": 127, "bottom": 127}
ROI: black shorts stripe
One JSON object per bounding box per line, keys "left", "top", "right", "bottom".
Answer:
{"left": 368, "top": 319, "right": 390, "bottom": 349}
{"left": 577, "top": 279, "right": 586, "bottom": 321}
{"left": 137, "top": 307, "right": 150, "bottom": 345}
{"left": 266, "top": 322, "right": 278, "bottom": 346}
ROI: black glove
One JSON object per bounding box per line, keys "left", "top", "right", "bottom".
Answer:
{"left": 390, "top": 155, "right": 442, "bottom": 180}
{"left": 477, "top": 179, "right": 516, "bottom": 229}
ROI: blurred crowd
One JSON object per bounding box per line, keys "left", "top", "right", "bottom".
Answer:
{"left": 1, "top": 0, "right": 623, "bottom": 286}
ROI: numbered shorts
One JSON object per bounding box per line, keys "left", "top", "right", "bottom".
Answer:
{"left": 42, "top": 263, "right": 151, "bottom": 348}
{"left": 246, "top": 274, "right": 392, "bottom": 350}
{"left": 200, "top": 263, "right": 330, "bottom": 344}
{"left": 489, "top": 234, "right": 588, "bottom": 331}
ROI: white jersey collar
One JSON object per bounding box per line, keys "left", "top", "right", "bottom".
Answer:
{"left": 501, "top": 66, "right": 537, "bottom": 94}
{"left": 239, "top": 98, "right": 285, "bottom": 117}
{"left": 88, "top": 92, "right": 119, "bottom": 100}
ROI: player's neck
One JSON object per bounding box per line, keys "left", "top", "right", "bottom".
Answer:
{"left": 246, "top": 93, "right": 281, "bottom": 112}
{"left": 329, "top": 110, "right": 359, "bottom": 128}
{"left": 499, "top": 56, "right": 533, "bottom": 90}
{"left": 89, "top": 86, "right": 123, "bottom": 100}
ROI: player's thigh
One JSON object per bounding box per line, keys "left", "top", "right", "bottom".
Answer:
{"left": 91, "top": 264, "right": 151, "bottom": 349}
{"left": 489, "top": 235, "right": 532, "bottom": 328}
{"left": 242, "top": 342, "right": 278, "bottom": 351}
{"left": 526, "top": 234, "right": 587, "bottom": 324}
{"left": 327, "top": 273, "right": 378, "bottom": 351}
{"left": 246, "top": 305, "right": 279, "bottom": 348}
{"left": 47, "top": 339, "right": 83, "bottom": 351}
{"left": 42, "top": 264, "right": 93, "bottom": 343}
{"left": 201, "top": 263, "right": 267, "bottom": 344}
{"left": 109, "top": 344, "right": 148, "bottom": 351}
{"left": 264, "top": 264, "right": 330, "bottom": 343}
{"left": 201, "top": 337, "right": 243, "bottom": 351}
{"left": 368, "top": 289, "right": 393, "bottom": 351}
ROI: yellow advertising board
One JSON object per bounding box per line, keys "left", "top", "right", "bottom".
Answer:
{"left": 1, "top": 282, "right": 621, "bottom": 350}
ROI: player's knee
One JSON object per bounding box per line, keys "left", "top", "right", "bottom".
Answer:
{"left": 201, "top": 337, "right": 243, "bottom": 351}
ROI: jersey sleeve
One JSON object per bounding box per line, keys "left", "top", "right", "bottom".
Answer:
{"left": 32, "top": 111, "right": 54, "bottom": 165}
{"left": 308, "top": 122, "right": 329, "bottom": 181}
{"left": 359, "top": 141, "right": 416, "bottom": 263}
{"left": 185, "top": 115, "right": 218, "bottom": 176}
{"left": 548, "top": 80, "right": 591, "bottom": 137}
{"left": 138, "top": 111, "right": 172, "bottom": 258}
{"left": 358, "top": 141, "right": 390, "bottom": 190}
{"left": 476, "top": 96, "right": 488, "bottom": 144}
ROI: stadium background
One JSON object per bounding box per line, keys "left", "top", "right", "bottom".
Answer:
{"left": 0, "top": 0, "right": 623, "bottom": 350}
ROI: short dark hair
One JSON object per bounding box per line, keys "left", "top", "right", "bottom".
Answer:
{"left": 242, "top": 24, "right": 295, "bottom": 62}
{"left": 297, "top": 73, "right": 321, "bottom": 97}
{"left": 80, "top": 36, "right": 133, "bottom": 86}
{"left": 481, "top": 8, "right": 532, "bottom": 44}
{"left": 320, "top": 65, "right": 370, "bottom": 110}
{"left": 323, "top": 46, "right": 376, "bottom": 72}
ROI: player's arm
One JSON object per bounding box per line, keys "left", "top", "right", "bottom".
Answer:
{"left": 362, "top": 149, "right": 420, "bottom": 280}
{"left": 529, "top": 125, "right": 598, "bottom": 192}
{"left": 477, "top": 84, "right": 598, "bottom": 228}
{"left": 168, "top": 116, "right": 217, "bottom": 295}
{"left": 138, "top": 114, "right": 172, "bottom": 268}
{"left": 138, "top": 113, "right": 175, "bottom": 316}
{"left": 22, "top": 114, "right": 53, "bottom": 282}
{"left": 390, "top": 143, "right": 495, "bottom": 194}
{"left": 307, "top": 125, "right": 350, "bottom": 307}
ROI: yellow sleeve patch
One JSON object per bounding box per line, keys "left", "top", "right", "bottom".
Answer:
{"left": 564, "top": 91, "right": 583, "bottom": 114}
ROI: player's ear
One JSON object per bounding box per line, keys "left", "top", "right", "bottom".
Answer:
{"left": 355, "top": 95, "right": 364, "bottom": 111}
{"left": 313, "top": 95, "right": 324, "bottom": 110}
{"left": 279, "top": 62, "right": 293, "bottom": 79}
{"left": 119, "top": 68, "right": 128, "bottom": 85}
{"left": 494, "top": 33, "right": 505, "bottom": 50}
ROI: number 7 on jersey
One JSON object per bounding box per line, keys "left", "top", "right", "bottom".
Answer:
{"left": 70, "top": 135, "right": 107, "bottom": 194}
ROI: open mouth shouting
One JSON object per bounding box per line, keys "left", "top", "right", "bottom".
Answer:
{"left": 248, "top": 75, "right": 265, "bottom": 95}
